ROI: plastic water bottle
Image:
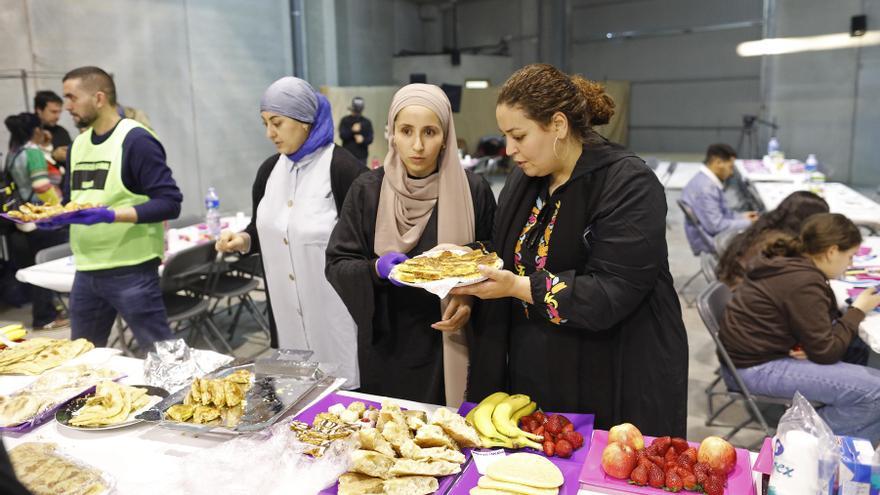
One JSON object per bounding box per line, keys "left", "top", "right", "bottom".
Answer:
{"left": 767, "top": 137, "right": 780, "bottom": 155}
{"left": 804, "top": 154, "right": 819, "bottom": 173}
{"left": 205, "top": 187, "right": 221, "bottom": 239}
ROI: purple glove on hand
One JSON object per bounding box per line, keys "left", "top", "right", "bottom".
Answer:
{"left": 376, "top": 252, "right": 409, "bottom": 286}
{"left": 36, "top": 207, "right": 115, "bottom": 230}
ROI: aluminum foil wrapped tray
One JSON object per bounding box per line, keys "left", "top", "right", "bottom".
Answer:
{"left": 137, "top": 350, "right": 325, "bottom": 434}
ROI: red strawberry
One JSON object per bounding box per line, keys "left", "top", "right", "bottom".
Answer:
{"left": 555, "top": 439, "right": 573, "bottom": 458}
{"left": 648, "top": 455, "right": 665, "bottom": 468}
{"left": 533, "top": 411, "right": 546, "bottom": 424}
{"left": 647, "top": 463, "right": 665, "bottom": 488}
{"left": 562, "top": 422, "right": 575, "bottom": 433}
{"left": 534, "top": 425, "right": 545, "bottom": 437}
{"left": 676, "top": 450, "right": 696, "bottom": 470}
{"left": 693, "top": 462, "right": 711, "bottom": 485}
{"left": 630, "top": 464, "right": 649, "bottom": 486}
{"left": 542, "top": 440, "right": 555, "bottom": 457}
{"left": 664, "top": 446, "right": 678, "bottom": 465}
{"left": 557, "top": 414, "right": 571, "bottom": 425}
{"left": 682, "top": 447, "right": 698, "bottom": 464}
{"left": 545, "top": 415, "right": 565, "bottom": 435}
{"left": 703, "top": 475, "right": 725, "bottom": 495}
{"left": 561, "top": 430, "right": 584, "bottom": 449}
{"left": 645, "top": 443, "right": 661, "bottom": 457}
{"left": 671, "top": 437, "right": 690, "bottom": 453}
{"left": 677, "top": 467, "right": 698, "bottom": 491}
{"left": 665, "top": 469, "right": 683, "bottom": 492}
{"left": 651, "top": 436, "right": 672, "bottom": 452}
{"left": 521, "top": 417, "right": 538, "bottom": 432}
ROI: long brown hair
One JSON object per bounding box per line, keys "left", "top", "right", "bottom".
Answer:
{"left": 497, "top": 63, "right": 614, "bottom": 142}
{"left": 763, "top": 213, "right": 862, "bottom": 258}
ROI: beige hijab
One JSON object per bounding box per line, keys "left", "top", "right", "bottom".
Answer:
{"left": 374, "top": 84, "right": 475, "bottom": 256}
{"left": 374, "top": 84, "right": 475, "bottom": 407}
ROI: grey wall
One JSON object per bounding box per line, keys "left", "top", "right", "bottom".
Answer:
{"left": 0, "top": 0, "right": 292, "bottom": 217}
{"left": 568, "top": 0, "right": 764, "bottom": 153}
{"left": 765, "top": 0, "right": 880, "bottom": 186}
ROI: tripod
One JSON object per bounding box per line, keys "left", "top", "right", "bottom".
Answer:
{"left": 736, "top": 115, "right": 778, "bottom": 159}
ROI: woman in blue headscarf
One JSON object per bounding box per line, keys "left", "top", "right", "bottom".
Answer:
{"left": 216, "top": 77, "right": 365, "bottom": 389}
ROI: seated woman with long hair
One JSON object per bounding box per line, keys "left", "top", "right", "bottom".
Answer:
{"left": 720, "top": 213, "right": 880, "bottom": 441}
{"left": 716, "top": 191, "right": 829, "bottom": 287}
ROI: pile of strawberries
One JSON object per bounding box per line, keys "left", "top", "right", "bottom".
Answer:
{"left": 519, "top": 412, "right": 584, "bottom": 459}
{"left": 630, "top": 436, "right": 728, "bottom": 495}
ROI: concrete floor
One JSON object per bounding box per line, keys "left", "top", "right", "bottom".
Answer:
{"left": 8, "top": 170, "right": 878, "bottom": 448}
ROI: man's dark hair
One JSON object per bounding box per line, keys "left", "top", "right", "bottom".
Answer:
{"left": 34, "top": 90, "right": 63, "bottom": 111}
{"left": 704, "top": 143, "right": 737, "bottom": 164}
{"left": 63, "top": 66, "right": 117, "bottom": 106}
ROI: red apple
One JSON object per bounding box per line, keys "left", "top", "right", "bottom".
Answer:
{"left": 601, "top": 441, "right": 637, "bottom": 479}
{"left": 697, "top": 436, "right": 737, "bottom": 474}
{"left": 608, "top": 423, "right": 645, "bottom": 450}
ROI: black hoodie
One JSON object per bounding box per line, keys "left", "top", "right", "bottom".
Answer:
{"left": 720, "top": 255, "right": 865, "bottom": 368}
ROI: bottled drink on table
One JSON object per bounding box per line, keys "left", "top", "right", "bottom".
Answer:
{"left": 205, "top": 187, "right": 221, "bottom": 240}
{"left": 805, "top": 154, "right": 819, "bottom": 174}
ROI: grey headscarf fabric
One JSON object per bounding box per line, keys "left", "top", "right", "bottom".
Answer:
{"left": 259, "top": 77, "right": 318, "bottom": 123}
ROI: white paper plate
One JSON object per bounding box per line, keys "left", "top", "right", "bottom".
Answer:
{"left": 388, "top": 249, "right": 504, "bottom": 290}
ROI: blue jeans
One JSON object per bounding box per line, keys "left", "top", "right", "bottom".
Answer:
{"left": 736, "top": 355, "right": 880, "bottom": 442}
{"left": 70, "top": 263, "right": 173, "bottom": 350}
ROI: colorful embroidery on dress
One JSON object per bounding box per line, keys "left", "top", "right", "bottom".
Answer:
{"left": 513, "top": 197, "right": 567, "bottom": 323}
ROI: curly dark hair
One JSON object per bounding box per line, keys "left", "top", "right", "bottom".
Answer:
{"left": 4, "top": 112, "right": 41, "bottom": 151}
{"left": 762, "top": 213, "right": 861, "bottom": 259}
{"left": 497, "top": 63, "right": 614, "bottom": 142}
{"left": 716, "top": 191, "right": 830, "bottom": 285}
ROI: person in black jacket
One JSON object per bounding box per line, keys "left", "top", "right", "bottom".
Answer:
{"left": 325, "top": 84, "right": 496, "bottom": 405}
{"left": 216, "top": 77, "right": 365, "bottom": 389}
{"left": 454, "top": 64, "right": 689, "bottom": 436}
{"left": 338, "top": 96, "right": 373, "bottom": 163}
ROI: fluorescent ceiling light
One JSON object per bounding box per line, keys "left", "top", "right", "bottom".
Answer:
{"left": 737, "top": 30, "right": 880, "bottom": 57}
{"left": 465, "top": 79, "right": 490, "bottom": 89}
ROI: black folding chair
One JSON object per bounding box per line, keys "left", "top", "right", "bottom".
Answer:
{"left": 677, "top": 199, "right": 716, "bottom": 305}
{"left": 697, "top": 282, "right": 823, "bottom": 446}
{"left": 700, "top": 252, "right": 718, "bottom": 284}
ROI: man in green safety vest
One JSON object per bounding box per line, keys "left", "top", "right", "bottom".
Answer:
{"left": 45, "top": 66, "right": 183, "bottom": 350}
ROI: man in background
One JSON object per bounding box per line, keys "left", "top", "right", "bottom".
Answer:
{"left": 338, "top": 96, "right": 372, "bottom": 164}
{"left": 681, "top": 143, "right": 758, "bottom": 254}
{"left": 34, "top": 90, "right": 71, "bottom": 168}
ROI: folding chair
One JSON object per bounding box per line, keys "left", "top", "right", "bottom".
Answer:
{"left": 35, "top": 242, "right": 73, "bottom": 313}
{"left": 700, "top": 252, "right": 718, "bottom": 284}
{"left": 677, "top": 199, "right": 716, "bottom": 306}
{"left": 697, "top": 282, "right": 823, "bottom": 445}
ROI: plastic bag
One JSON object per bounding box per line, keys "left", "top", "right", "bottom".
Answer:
{"left": 768, "top": 392, "right": 839, "bottom": 495}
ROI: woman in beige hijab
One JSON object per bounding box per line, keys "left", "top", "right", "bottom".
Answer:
{"left": 326, "top": 84, "right": 496, "bottom": 406}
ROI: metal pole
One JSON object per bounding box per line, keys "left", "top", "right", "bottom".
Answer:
{"left": 21, "top": 69, "right": 30, "bottom": 111}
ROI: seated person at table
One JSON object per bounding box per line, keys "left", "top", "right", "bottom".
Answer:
{"left": 681, "top": 143, "right": 757, "bottom": 254}
{"left": 720, "top": 213, "right": 880, "bottom": 442}
{"left": 716, "top": 191, "right": 829, "bottom": 287}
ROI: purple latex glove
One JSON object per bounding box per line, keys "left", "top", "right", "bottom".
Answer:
{"left": 376, "top": 252, "right": 409, "bottom": 285}
{"left": 36, "top": 207, "right": 115, "bottom": 229}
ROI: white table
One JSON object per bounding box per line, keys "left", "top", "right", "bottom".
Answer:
{"left": 831, "top": 236, "right": 880, "bottom": 352}
{"left": 735, "top": 159, "right": 807, "bottom": 183}
{"left": 0, "top": 350, "right": 760, "bottom": 495}
{"left": 15, "top": 215, "right": 251, "bottom": 293}
{"left": 753, "top": 182, "right": 880, "bottom": 228}
{"left": 652, "top": 161, "right": 702, "bottom": 190}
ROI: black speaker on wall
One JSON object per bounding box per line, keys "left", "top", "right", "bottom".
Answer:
{"left": 441, "top": 84, "right": 462, "bottom": 113}
{"left": 410, "top": 73, "right": 427, "bottom": 84}
{"left": 851, "top": 15, "right": 867, "bottom": 37}
{"left": 451, "top": 49, "right": 461, "bottom": 66}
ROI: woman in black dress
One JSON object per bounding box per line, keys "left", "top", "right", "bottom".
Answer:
{"left": 325, "top": 84, "right": 495, "bottom": 405}
{"left": 455, "top": 64, "right": 689, "bottom": 436}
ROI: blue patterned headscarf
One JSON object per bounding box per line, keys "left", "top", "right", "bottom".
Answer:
{"left": 260, "top": 77, "right": 335, "bottom": 162}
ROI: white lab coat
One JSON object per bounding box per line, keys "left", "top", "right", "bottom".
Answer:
{"left": 256, "top": 144, "right": 359, "bottom": 389}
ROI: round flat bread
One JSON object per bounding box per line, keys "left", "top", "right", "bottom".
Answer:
{"left": 470, "top": 488, "right": 518, "bottom": 495}
{"left": 478, "top": 475, "right": 559, "bottom": 495}
{"left": 484, "top": 453, "right": 564, "bottom": 489}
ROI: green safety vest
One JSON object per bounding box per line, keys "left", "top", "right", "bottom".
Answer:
{"left": 69, "top": 119, "right": 164, "bottom": 271}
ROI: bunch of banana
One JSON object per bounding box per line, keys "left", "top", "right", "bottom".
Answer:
{"left": 0, "top": 324, "right": 26, "bottom": 343}
{"left": 465, "top": 392, "right": 543, "bottom": 450}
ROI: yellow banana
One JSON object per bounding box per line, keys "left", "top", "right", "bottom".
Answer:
{"left": 512, "top": 436, "right": 544, "bottom": 450}
{"left": 478, "top": 433, "right": 514, "bottom": 449}
{"left": 0, "top": 324, "right": 23, "bottom": 335}
{"left": 511, "top": 401, "right": 537, "bottom": 424}
{"left": 3, "top": 328, "right": 25, "bottom": 341}
{"left": 492, "top": 394, "right": 543, "bottom": 442}
{"left": 465, "top": 407, "right": 476, "bottom": 427}
{"left": 473, "top": 392, "right": 509, "bottom": 440}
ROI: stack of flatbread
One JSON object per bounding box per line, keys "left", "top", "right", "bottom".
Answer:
{"left": 9, "top": 442, "right": 108, "bottom": 495}
{"left": 469, "top": 453, "right": 564, "bottom": 495}
{"left": 0, "top": 365, "right": 117, "bottom": 427}
{"left": 6, "top": 201, "right": 102, "bottom": 222}
{"left": 164, "top": 369, "right": 252, "bottom": 428}
{"left": 0, "top": 338, "right": 94, "bottom": 375}
{"left": 391, "top": 250, "right": 502, "bottom": 284}
{"left": 70, "top": 381, "right": 158, "bottom": 427}
{"left": 337, "top": 400, "right": 481, "bottom": 495}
